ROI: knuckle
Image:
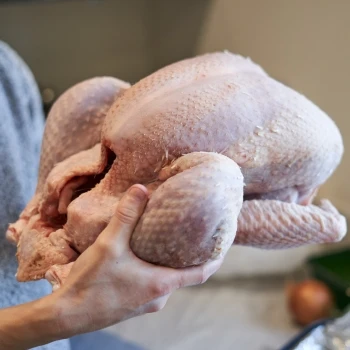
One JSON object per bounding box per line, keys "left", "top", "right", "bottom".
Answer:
{"left": 176, "top": 274, "right": 186, "bottom": 289}
{"left": 197, "top": 259, "right": 222, "bottom": 285}
{"left": 198, "top": 267, "right": 209, "bottom": 285}
{"left": 199, "top": 271, "right": 207, "bottom": 284}
{"left": 149, "top": 280, "right": 171, "bottom": 298}
{"left": 96, "top": 237, "right": 115, "bottom": 257}
{"left": 146, "top": 301, "right": 164, "bottom": 314}
{"left": 115, "top": 206, "right": 138, "bottom": 224}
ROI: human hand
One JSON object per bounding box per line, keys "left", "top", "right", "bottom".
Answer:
{"left": 51, "top": 184, "right": 223, "bottom": 337}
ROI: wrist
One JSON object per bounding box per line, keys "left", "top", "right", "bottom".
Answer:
{"left": 50, "top": 288, "right": 82, "bottom": 339}
{"left": 23, "top": 293, "right": 68, "bottom": 345}
{"left": 32, "top": 293, "right": 68, "bottom": 341}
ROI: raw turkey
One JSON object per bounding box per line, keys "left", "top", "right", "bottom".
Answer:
{"left": 7, "top": 52, "right": 346, "bottom": 291}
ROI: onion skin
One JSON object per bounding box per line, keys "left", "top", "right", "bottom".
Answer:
{"left": 286, "top": 279, "right": 334, "bottom": 326}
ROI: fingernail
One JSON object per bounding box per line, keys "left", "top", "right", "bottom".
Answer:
{"left": 128, "top": 186, "right": 147, "bottom": 202}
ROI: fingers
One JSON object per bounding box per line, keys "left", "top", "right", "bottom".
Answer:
{"left": 5, "top": 226, "right": 18, "bottom": 245}
{"left": 45, "top": 262, "right": 75, "bottom": 292}
{"left": 135, "top": 260, "right": 220, "bottom": 316}
{"left": 167, "top": 257, "right": 224, "bottom": 289}
{"left": 142, "top": 294, "right": 171, "bottom": 315}
{"left": 98, "top": 185, "right": 149, "bottom": 246}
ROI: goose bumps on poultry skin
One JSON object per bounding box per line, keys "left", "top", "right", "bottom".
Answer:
{"left": 7, "top": 52, "right": 346, "bottom": 291}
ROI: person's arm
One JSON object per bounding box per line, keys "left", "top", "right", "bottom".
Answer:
{"left": 0, "top": 185, "right": 223, "bottom": 349}
{"left": 0, "top": 293, "right": 64, "bottom": 350}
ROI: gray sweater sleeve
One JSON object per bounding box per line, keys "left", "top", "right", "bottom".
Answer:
{"left": 0, "top": 41, "right": 70, "bottom": 350}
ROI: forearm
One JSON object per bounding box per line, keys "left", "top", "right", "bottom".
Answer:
{"left": 0, "top": 294, "right": 64, "bottom": 350}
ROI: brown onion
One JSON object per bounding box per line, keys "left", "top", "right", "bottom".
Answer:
{"left": 286, "top": 279, "right": 334, "bottom": 326}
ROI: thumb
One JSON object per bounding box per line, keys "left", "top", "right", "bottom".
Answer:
{"left": 100, "top": 184, "right": 149, "bottom": 245}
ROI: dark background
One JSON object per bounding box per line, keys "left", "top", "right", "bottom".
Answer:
{"left": 0, "top": 0, "right": 212, "bottom": 112}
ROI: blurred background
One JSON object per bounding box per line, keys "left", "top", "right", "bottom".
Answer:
{"left": 1, "top": 0, "right": 350, "bottom": 349}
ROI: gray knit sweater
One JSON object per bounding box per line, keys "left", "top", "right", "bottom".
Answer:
{"left": 0, "top": 41, "right": 69, "bottom": 350}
